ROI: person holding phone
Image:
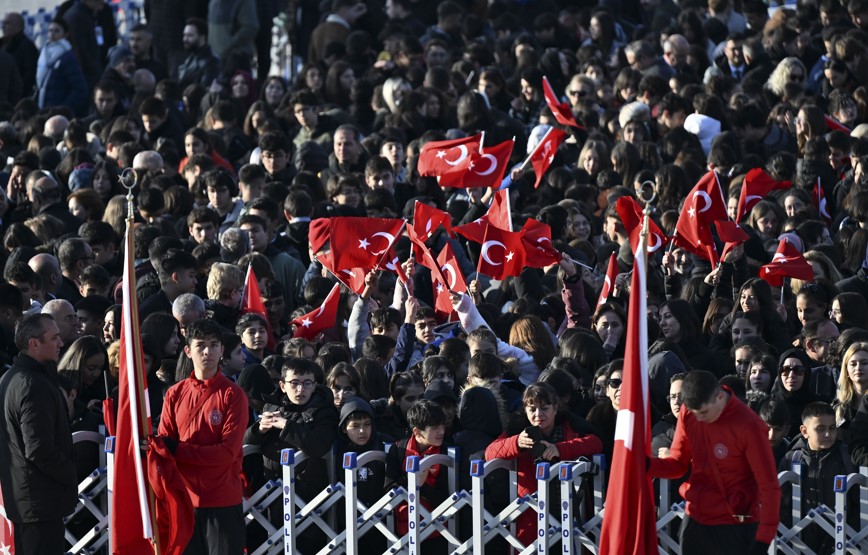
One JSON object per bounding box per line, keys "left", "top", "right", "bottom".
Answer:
{"left": 484, "top": 382, "right": 602, "bottom": 546}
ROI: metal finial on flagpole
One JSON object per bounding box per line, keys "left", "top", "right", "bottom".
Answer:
{"left": 638, "top": 184, "right": 655, "bottom": 272}
{"left": 120, "top": 168, "right": 139, "bottom": 222}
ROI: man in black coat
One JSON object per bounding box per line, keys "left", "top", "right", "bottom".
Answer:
{"left": 1, "top": 12, "right": 39, "bottom": 94}
{"left": 0, "top": 313, "right": 78, "bottom": 554}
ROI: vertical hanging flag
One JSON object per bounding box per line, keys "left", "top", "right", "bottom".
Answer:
{"left": 113, "top": 219, "right": 157, "bottom": 555}
{"left": 597, "top": 252, "right": 619, "bottom": 309}
{"left": 598, "top": 224, "right": 658, "bottom": 554}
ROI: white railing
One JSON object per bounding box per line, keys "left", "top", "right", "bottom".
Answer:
{"left": 59, "top": 434, "right": 868, "bottom": 554}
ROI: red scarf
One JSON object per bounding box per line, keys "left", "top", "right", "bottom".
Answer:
{"left": 395, "top": 436, "right": 443, "bottom": 536}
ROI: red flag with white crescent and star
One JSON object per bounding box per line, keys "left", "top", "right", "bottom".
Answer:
{"left": 317, "top": 252, "right": 366, "bottom": 294}
{"left": 417, "top": 134, "right": 482, "bottom": 176}
{"left": 615, "top": 196, "right": 670, "bottom": 255}
{"left": 437, "top": 137, "right": 515, "bottom": 189}
{"left": 528, "top": 127, "right": 567, "bottom": 188}
{"left": 760, "top": 239, "right": 814, "bottom": 287}
{"left": 412, "top": 200, "right": 452, "bottom": 239}
{"left": 520, "top": 218, "right": 562, "bottom": 267}
{"left": 476, "top": 224, "right": 525, "bottom": 280}
{"left": 327, "top": 217, "right": 405, "bottom": 272}
{"left": 289, "top": 283, "right": 342, "bottom": 340}
{"left": 736, "top": 168, "right": 791, "bottom": 223}
{"left": 542, "top": 75, "right": 583, "bottom": 129}
{"left": 673, "top": 171, "right": 728, "bottom": 266}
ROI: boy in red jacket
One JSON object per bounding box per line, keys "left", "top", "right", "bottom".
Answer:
{"left": 158, "top": 318, "right": 248, "bottom": 555}
{"left": 649, "top": 370, "right": 780, "bottom": 555}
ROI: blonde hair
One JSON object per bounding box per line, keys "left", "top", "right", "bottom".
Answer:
{"left": 509, "top": 315, "right": 556, "bottom": 371}
{"left": 206, "top": 262, "right": 245, "bottom": 301}
{"left": 837, "top": 341, "right": 868, "bottom": 422}
{"left": 765, "top": 57, "right": 807, "bottom": 97}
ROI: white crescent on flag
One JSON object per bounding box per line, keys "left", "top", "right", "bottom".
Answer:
{"left": 694, "top": 190, "right": 713, "bottom": 213}
{"left": 370, "top": 231, "right": 396, "bottom": 255}
{"left": 481, "top": 240, "right": 506, "bottom": 265}
{"left": 473, "top": 153, "right": 498, "bottom": 176}
{"left": 441, "top": 263, "right": 458, "bottom": 289}
{"left": 444, "top": 145, "right": 469, "bottom": 166}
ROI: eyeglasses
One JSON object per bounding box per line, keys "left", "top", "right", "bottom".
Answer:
{"left": 666, "top": 393, "right": 682, "bottom": 403}
{"left": 286, "top": 379, "right": 315, "bottom": 390}
{"left": 789, "top": 74, "right": 805, "bottom": 82}
{"left": 568, "top": 89, "right": 588, "bottom": 97}
{"left": 829, "top": 308, "right": 841, "bottom": 317}
{"left": 607, "top": 378, "right": 622, "bottom": 389}
{"left": 780, "top": 366, "right": 806, "bottom": 377}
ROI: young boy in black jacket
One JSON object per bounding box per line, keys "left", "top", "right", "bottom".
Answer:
{"left": 779, "top": 402, "right": 856, "bottom": 554}
{"left": 336, "top": 398, "right": 388, "bottom": 555}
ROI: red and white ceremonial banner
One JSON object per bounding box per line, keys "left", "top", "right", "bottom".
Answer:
{"left": 598, "top": 229, "right": 658, "bottom": 555}
{"left": 114, "top": 221, "right": 157, "bottom": 555}
{"left": 597, "top": 252, "right": 618, "bottom": 310}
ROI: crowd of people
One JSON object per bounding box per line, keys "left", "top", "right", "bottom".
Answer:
{"left": 3, "top": 0, "right": 868, "bottom": 553}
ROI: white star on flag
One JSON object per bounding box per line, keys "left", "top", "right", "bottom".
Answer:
{"left": 436, "top": 283, "right": 444, "bottom": 294}
{"left": 688, "top": 207, "right": 696, "bottom": 218}
{"left": 358, "top": 238, "right": 370, "bottom": 249}
{"left": 301, "top": 318, "right": 312, "bottom": 327}
{"left": 506, "top": 252, "right": 514, "bottom": 261}
{"left": 436, "top": 150, "right": 446, "bottom": 158}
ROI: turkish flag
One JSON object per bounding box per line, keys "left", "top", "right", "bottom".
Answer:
{"left": 114, "top": 224, "right": 157, "bottom": 555}
{"left": 674, "top": 171, "right": 727, "bottom": 266}
{"left": 317, "top": 252, "right": 366, "bottom": 295}
{"left": 614, "top": 196, "right": 670, "bottom": 255}
{"left": 824, "top": 115, "right": 850, "bottom": 133}
{"left": 308, "top": 218, "right": 331, "bottom": 254}
{"left": 413, "top": 200, "right": 452, "bottom": 239}
{"left": 521, "top": 218, "right": 562, "bottom": 267}
{"left": 716, "top": 220, "right": 750, "bottom": 261}
{"left": 290, "top": 283, "right": 342, "bottom": 340}
{"left": 527, "top": 127, "right": 567, "bottom": 188}
{"left": 812, "top": 178, "right": 833, "bottom": 225}
{"left": 437, "top": 242, "right": 467, "bottom": 294}
{"left": 437, "top": 138, "right": 514, "bottom": 189}
{"left": 417, "top": 134, "right": 482, "bottom": 177}
{"left": 0, "top": 481, "right": 13, "bottom": 555}
{"left": 477, "top": 224, "right": 525, "bottom": 280}
{"left": 407, "top": 224, "right": 441, "bottom": 274}
{"left": 761, "top": 239, "right": 814, "bottom": 287}
{"left": 542, "top": 75, "right": 583, "bottom": 129}
{"left": 327, "top": 217, "right": 405, "bottom": 271}
{"left": 147, "top": 437, "right": 194, "bottom": 555}
{"left": 598, "top": 230, "right": 658, "bottom": 555}
{"left": 736, "top": 168, "right": 791, "bottom": 222}
{"left": 597, "top": 252, "right": 618, "bottom": 309}
{"left": 452, "top": 189, "right": 512, "bottom": 243}
{"left": 240, "top": 265, "right": 276, "bottom": 351}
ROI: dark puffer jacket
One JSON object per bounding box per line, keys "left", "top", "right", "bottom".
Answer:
{"left": 243, "top": 384, "right": 338, "bottom": 502}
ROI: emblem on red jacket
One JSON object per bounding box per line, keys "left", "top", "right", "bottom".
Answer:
{"left": 713, "top": 443, "right": 728, "bottom": 459}
{"left": 209, "top": 409, "right": 224, "bottom": 426}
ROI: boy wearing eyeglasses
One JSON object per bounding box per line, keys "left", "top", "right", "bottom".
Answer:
{"left": 157, "top": 318, "right": 249, "bottom": 555}
{"left": 243, "top": 357, "right": 338, "bottom": 549}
